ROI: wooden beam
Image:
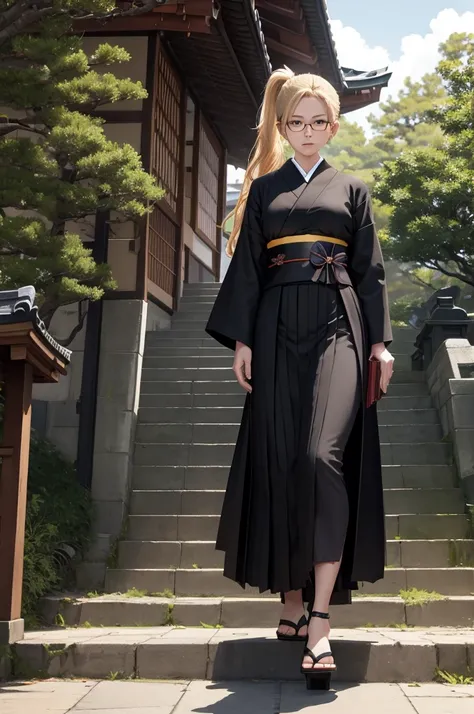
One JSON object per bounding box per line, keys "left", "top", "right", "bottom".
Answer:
{"left": 76, "top": 13, "right": 212, "bottom": 34}
{"left": 256, "top": 0, "right": 303, "bottom": 20}
{"left": 264, "top": 36, "right": 316, "bottom": 65}
{"left": 0, "top": 360, "right": 33, "bottom": 624}
{"left": 153, "top": 0, "right": 216, "bottom": 16}
{"left": 258, "top": 11, "right": 306, "bottom": 36}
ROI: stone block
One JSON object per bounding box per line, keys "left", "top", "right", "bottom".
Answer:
{"left": 453, "top": 429, "right": 474, "bottom": 483}
{"left": 406, "top": 598, "right": 474, "bottom": 627}
{"left": 450, "top": 378, "right": 474, "bottom": 395}
{"left": 137, "top": 641, "right": 208, "bottom": 679}
{"left": 46, "top": 426, "right": 78, "bottom": 461}
{"left": 62, "top": 642, "right": 136, "bottom": 678}
{"left": 93, "top": 500, "right": 127, "bottom": 538}
{"left": 208, "top": 638, "right": 301, "bottom": 680}
{"left": 98, "top": 352, "right": 140, "bottom": 411}
{"left": 128, "top": 515, "right": 178, "bottom": 541}
{"left": 387, "top": 540, "right": 401, "bottom": 566}
{"left": 76, "top": 680, "right": 186, "bottom": 710}
{"left": 220, "top": 599, "right": 281, "bottom": 627}
{"left": 406, "top": 567, "right": 474, "bottom": 595}
{"left": 85, "top": 534, "right": 112, "bottom": 563}
{"left": 172, "top": 598, "right": 221, "bottom": 627}
{"left": 79, "top": 600, "right": 168, "bottom": 627}
{"left": 105, "top": 568, "right": 175, "bottom": 594}
{"left": 0, "top": 619, "right": 24, "bottom": 644}
{"left": 451, "top": 394, "right": 474, "bottom": 429}
{"left": 92, "top": 453, "right": 131, "bottom": 502}
{"left": 76, "top": 562, "right": 107, "bottom": 591}
{"left": 363, "top": 641, "right": 437, "bottom": 682}
{"left": 48, "top": 400, "right": 80, "bottom": 428}
{"left": 94, "top": 402, "right": 135, "bottom": 454}
{"left": 101, "top": 300, "right": 146, "bottom": 354}
{"left": 0, "top": 650, "right": 11, "bottom": 680}
{"left": 437, "top": 641, "right": 470, "bottom": 675}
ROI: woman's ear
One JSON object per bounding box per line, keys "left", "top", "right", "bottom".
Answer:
{"left": 329, "top": 119, "right": 340, "bottom": 140}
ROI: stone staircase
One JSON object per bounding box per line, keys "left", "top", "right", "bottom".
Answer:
{"left": 96, "top": 282, "right": 473, "bottom": 627}
{"left": 27, "top": 282, "right": 474, "bottom": 684}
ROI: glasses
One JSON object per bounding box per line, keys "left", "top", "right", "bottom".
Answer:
{"left": 286, "top": 119, "right": 331, "bottom": 133}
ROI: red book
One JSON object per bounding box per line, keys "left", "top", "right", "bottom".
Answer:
{"left": 366, "top": 359, "right": 383, "bottom": 408}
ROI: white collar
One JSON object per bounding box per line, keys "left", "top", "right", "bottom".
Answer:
{"left": 291, "top": 156, "right": 324, "bottom": 182}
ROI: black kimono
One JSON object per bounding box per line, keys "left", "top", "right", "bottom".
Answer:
{"left": 206, "top": 158, "right": 392, "bottom": 605}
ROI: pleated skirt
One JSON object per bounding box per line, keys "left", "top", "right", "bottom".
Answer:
{"left": 216, "top": 281, "right": 361, "bottom": 596}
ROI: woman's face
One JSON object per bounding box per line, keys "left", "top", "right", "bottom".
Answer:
{"left": 280, "top": 95, "right": 339, "bottom": 158}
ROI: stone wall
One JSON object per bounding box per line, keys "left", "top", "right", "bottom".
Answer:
{"left": 427, "top": 338, "right": 474, "bottom": 505}
{"left": 77, "top": 298, "right": 171, "bottom": 589}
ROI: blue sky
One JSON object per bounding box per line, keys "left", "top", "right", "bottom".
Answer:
{"left": 330, "top": 1, "right": 474, "bottom": 57}
{"left": 228, "top": 3, "right": 474, "bottom": 176}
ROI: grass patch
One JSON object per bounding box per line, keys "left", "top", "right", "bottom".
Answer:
{"left": 200, "top": 622, "right": 223, "bottom": 629}
{"left": 163, "top": 604, "right": 175, "bottom": 626}
{"left": 123, "top": 588, "right": 149, "bottom": 598}
{"left": 399, "top": 588, "right": 446, "bottom": 606}
{"left": 435, "top": 668, "right": 473, "bottom": 685}
{"left": 86, "top": 591, "right": 103, "bottom": 599}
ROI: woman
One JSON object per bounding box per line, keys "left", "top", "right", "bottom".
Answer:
{"left": 206, "top": 68, "right": 394, "bottom": 688}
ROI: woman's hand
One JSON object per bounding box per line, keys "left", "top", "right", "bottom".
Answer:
{"left": 370, "top": 342, "right": 395, "bottom": 394}
{"left": 234, "top": 341, "right": 253, "bottom": 393}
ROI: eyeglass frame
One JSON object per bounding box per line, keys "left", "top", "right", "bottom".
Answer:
{"left": 285, "top": 118, "right": 332, "bottom": 133}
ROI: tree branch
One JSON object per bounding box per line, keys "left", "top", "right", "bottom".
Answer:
{"left": 57, "top": 303, "right": 88, "bottom": 347}
{"left": 0, "top": 1, "right": 169, "bottom": 48}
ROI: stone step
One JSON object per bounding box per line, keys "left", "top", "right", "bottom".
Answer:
{"left": 132, "top": 465, "right": 458, "bottom": 491}
{"left": 145, "top": 337, "right": 220, "bottom": 348}
{"left": 128, "top": 488, "right": 465, "bottom": 517}
{"left": 139, "top": 380, "right": 430, "bottom": 397}
{"left": 139, "top": 393, "right": 246, "bottom": 408}
{"left": 39, "top": 595, "right": 474, "bottom": 630}
{"left": 104, "top": 566, "right": 474, "bottom": 597}
{"left": 140, "top": 366, "right": 426, "bottom": 384}
{"left": 142, "top": 356, "right": 233, "bottom": 368}
{"left": 137, "top": 406, "right": 439, "bottom": 426}
{"left": 138, "top": 393, "right": 434, "bottom": 410}
{"left": 175, "top": 302, "right": 216, "bottom": 312}
{"left": 15, "top": 624, "right": 474, "bottom": 681}
{"left": 135, "top": 422, "right": 443, "bottom": 444}
{"left": 144, "top": 347, "right": 232, "bottom": 357}
{"left": 133, "top": 442, "right": 452, "bottom": 466}
{"left": 127, "top": 513, "right": 471, "bottom": 542}
{"left": 117, "top": 538, "right": 474, "bottom": 570}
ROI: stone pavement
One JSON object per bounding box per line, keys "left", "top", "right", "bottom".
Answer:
{"left": 1, "top": 679, "right": 474, "bottom": 714}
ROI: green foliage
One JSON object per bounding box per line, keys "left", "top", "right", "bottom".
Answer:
{"left": 435, "top": 668, "right": 473, "bottom": 685}
{"left": 0, "top": 10, "right": 164, "bottom": 331}
{"left": 389, "top": 295, "right": 425, "bottom": 326}
{"left": 22, "top": 431, "right": 92, "bottom": 624}
{"left": 374, "top": 33, "right": 474, "bottom": 287}
{"left": 399, "top": 588, "right": 446, "bottom": 606}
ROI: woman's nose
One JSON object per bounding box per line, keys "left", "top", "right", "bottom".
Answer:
{"left": 304, "top": 125, "right": 313, "bottom": 137}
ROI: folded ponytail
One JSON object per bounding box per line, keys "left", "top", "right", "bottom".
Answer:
{"left": 225, "top": 67, "right": 294, "bottom": 257}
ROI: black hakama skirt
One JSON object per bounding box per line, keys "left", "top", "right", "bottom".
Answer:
{"left": 215, "top": 281, "right": 370, "bottom": 604}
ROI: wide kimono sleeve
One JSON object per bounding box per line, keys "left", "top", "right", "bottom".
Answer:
{"left": 349, "top": 182, "right": 392, "bottom": 347}
{"left": 206, "top": 180, "right": 266, "bottom": 350}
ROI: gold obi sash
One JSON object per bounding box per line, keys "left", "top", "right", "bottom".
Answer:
{"left": 265, "top": 234, "right": 352, "bottom": 287}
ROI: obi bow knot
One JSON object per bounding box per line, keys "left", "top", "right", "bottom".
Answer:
{"left": 309, "top": 241, "right": 352, "bottom": 286}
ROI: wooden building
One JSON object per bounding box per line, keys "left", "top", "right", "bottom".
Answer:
{"left": 78, "top": 0, "right": 391, "bottom": 312}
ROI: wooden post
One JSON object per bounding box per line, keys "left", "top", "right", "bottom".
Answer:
{"left": 0, "top": 360, "right": 33, "bottom": 643}
{"left": 0, "top": 287, "right": 70, "bottom": 644}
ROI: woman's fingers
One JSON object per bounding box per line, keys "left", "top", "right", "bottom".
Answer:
{"left": 233, "top": 358, "right": 252, "bottom": 393}
{"left": 380, "top": 355, "right": 394, "bottom": 393}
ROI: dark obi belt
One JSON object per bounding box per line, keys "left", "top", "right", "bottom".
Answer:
{"left": 264, "top": 234, "right": 352, "bottom": 289}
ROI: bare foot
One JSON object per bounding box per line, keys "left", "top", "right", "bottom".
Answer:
{"left": 277, "top": 591, "right": 308, "bottom": 638}
{"left": 302, "top": 615, "right": 335, "bottom": 669}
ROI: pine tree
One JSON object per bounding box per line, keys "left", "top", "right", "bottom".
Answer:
{"left": 375, "top": 33, "right": 474, "bottom": 287}
{"left": 0, "top": 6, "right": 165, "bottom": 341}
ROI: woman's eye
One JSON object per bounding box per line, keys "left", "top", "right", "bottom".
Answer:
{"left": 290, "top": 120, "right": 302, "bottom": 127}
{"left": 315, "top": 120, "right": 326, "bottom": 126}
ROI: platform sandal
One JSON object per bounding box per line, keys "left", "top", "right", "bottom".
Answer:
{"left": 301, "top": 611, "right": 337, "bottom": 690}
{"left": 276, "top": 613, "right": 308, "bottom": 642}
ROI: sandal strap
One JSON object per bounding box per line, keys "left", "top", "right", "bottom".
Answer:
{"left": 278, "top": 614, "right": 307, "bottom": 634}
{"left": 310, "top": 611, "right": 330, "bottom": 619}
{"left": 303, "top": 647, "right": 334, "bottom": 665}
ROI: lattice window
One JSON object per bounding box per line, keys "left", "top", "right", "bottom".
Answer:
{"left": 151, "top": 44, "right": 181, "bottom": 216}
{"left": 148, "top": 207, "right": 178, "bottom": 298}
{"left": 196, "top": 121, "right": 221, "bottom": 244}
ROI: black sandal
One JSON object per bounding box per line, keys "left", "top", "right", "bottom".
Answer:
{"left": 276, "top": 613, "right": 308, "bottom": 641}
{"left": 301, "top": 611, "right": 336, "bottom": 690}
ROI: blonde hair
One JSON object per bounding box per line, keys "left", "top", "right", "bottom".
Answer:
{"left": 225, "top": 67, "right": 340, "bottom": 256}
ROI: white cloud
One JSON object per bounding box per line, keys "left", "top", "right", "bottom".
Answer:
{"left": 330, "top": 9, "right": 474, "bottom": 132}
